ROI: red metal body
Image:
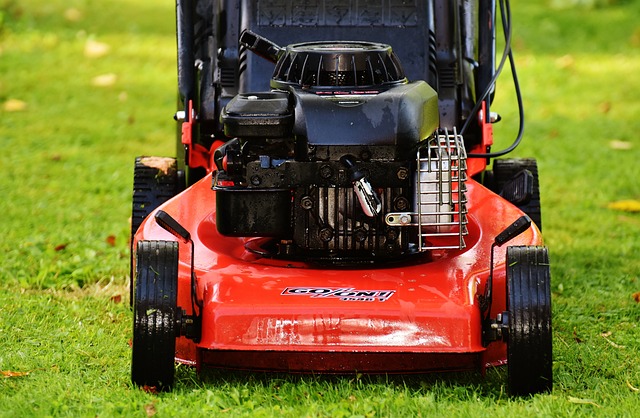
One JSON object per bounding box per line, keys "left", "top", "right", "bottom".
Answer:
{"left": 134, "top": 172, "right": 543, "bottom": 374}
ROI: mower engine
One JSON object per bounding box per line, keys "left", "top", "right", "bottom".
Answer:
{"left": 213, "top": 36, "right": 468, "bottom": 263}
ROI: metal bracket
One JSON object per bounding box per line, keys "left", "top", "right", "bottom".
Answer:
{"left": 385, "top": 212, "right": 416, "bottom": 226}
{"left": 483, "top": 311, "right": 509, "bottom": 345}
{"left": 177, "top": 309, "right": 201, "bottom": 342}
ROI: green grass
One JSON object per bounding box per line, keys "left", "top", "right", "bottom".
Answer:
{"left": 1, "top": 0, "right": 640, "bottom": 416}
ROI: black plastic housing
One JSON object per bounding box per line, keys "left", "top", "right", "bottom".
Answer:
{"left": 215, "top": 188, "right": 292, "bottom": 237}
{"left": 221, "top": 92, "right": 293, "bottom": 138}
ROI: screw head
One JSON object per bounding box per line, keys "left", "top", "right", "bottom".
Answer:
{"left": 397, "top": 167, "right": 409, "bottom": 180}
{"left": 354, "top": 227, "right": 368, "bottom": 242}
{"left": 394, "top": 197, "right": 409, "bottom": 211}
{"left": 319, "top": 227, "right": 334, "bottom": 242}
{"left": 319, "top": 165, "right": 333, "bottom": 179}
{"left": 300, "top": 196, "right": 314, "bottom": 210}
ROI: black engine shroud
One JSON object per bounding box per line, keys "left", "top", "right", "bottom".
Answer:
{"left": 213, "top": 40, "right": 441, "bottom": 262}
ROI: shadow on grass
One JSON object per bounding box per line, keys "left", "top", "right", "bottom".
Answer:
{"left": 173, "top": 363, "right": 509, "bottom": 400}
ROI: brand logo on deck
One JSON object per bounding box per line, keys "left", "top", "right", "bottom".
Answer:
{"left": 281, "top": 287, "right": 395, "bottom": 302}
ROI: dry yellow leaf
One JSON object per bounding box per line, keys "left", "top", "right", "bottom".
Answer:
{"left": 1, "top": 370, "right": 30, "bottom": 378}
{"left": 609, "top": 140, "right": 633, "bottom": 150}
{"left": 91, "top": 73, "right": 117, "bottom": 87}
{"left": 555, "top": 54, "right": 575, "bottom": 69}
{"left": 64, "top": 8, "right": 83, "bottom": 22}
{"left": 84, "top": 39, "right": 110, "bottom": 58}
{"left": 139, "top": 157, "right": 176, "bottom": 176}
{"left": 607, "top": 200, "right": 640, "bottom": 213}
{"left": 568, "top": 396, "right": 601, "bottom": 408}
{"left": 3, "top": 99, "right": 28, "bottom": 112}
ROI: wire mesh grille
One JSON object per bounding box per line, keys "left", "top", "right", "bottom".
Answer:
{"left": 416, "top": 128, "right": 468, "bottom": 250}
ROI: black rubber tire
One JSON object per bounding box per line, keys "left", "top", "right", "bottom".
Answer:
{"left": 130, "top": 157, "right": 184, "bottom": 305}
{"left": 506, "top": 245, "right": 553, "bottom": 396}
{"left": 131, "top": 157, "right": 184, "bottom": 238}
{"left": 490, "top": 158, "right": 542, "bottom": 231}
{"left": 131, "top": 240, "right": 179, "bottom": 391}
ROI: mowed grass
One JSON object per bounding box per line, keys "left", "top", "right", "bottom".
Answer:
{"left": 1, "top": 0, "right": 640, "bottom": 416}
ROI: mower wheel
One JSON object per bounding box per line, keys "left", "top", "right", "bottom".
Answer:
{"left": 506, "top": 245, "right": 553, "bottom": 396}
{"left": 131, "top": 240, "right": 179, "bottom": 391}
{"left": 131, "top": 156, "right": 184, "bottom": 240}
{"left": 490, "top": 159, "right": 542, "bottom": 230}
{"left": 130, "top": 157, "right": 184, "bottom": 305}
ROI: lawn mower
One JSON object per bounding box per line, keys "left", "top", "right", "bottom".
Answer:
{"left": 130, "top": 0, "right": 552, "bottom": 396}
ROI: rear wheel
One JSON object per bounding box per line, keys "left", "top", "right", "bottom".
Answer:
{"left": 131, "top": 156, "right": 184, "bottom": 239}
{"left": 131, "top": 240, "right": 179, "bottom": 391}
{"left": 130, "top": 157, "right": 184, "bottom": 304}
{"left": 506, "top": 245, "right": 553, "bottom": 396}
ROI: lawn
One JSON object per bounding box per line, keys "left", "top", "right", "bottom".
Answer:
{"left": 1, "top": 0, "right": 639, "bottom": 416}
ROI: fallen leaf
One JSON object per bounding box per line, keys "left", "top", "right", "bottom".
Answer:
{"left": 601, "top": 333, "right": 625, "bottom": 349}
{"left": 3, "top": 99, "right": 28, "bottom": 112}
{"left": 599, "top": 101, "right": 611, "bottom": 114}
{"left": 608, "top": 200, "right": 640, "bottom": 213}
{"left": 633, "top": 292, "right": 640, "bottom": 303}
{"left": 568, "top": 396, "right": 601, "bottom": 408}
{"left": 609, "top": 140, "right": 633, "bottom": 150}
{"left": 84, "top": 39, "right": 110, "bottom": 58}
{"left": 106, "top": 235, "right": 116, "bottom": 247}
{"left": 2, "top": 370, "right": 30, "bottom": 378}
{"left": 91, "top": 73, "right": 117, "bottom": 87}
{"left": 54, "top": 243, "right": 68, "bottom": 252}
{"left": 139, "top": 157, "right": 176, "bottom": 176}
{"left": 141, "top": 385, "right": 158, "bottom": 394}
{"left": 127, "top": 339, "right": 133, "bottom": 348}
{"left": 64, "top": 8, "right": 83, "bottom": 22}
{"left": 555, "top": 54, "right": 575, "bottom": 69}
{"left": 110, "top": 294, "right": 122, "bottom": 304}
{"left": 573, "top": 327, "right": 583, "bottom": 343}
{"left": 144, "top": 403, "right": 157, "bottom": 417}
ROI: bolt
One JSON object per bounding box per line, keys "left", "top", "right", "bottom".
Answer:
{"left": 394, "top": 197, "right": 409, "bottom": 211}
{"left": 397, "top": 167, "right": 409, "bottom": 180}
{"left": 319, "top": 227, "right": 334, "bottom": 242}
{"left": 250, "top": 175, "right": 261, "bottom": 186}
{"left": 300, "top": 196, "right": 314, "bottom": 210}
{"left": 354, "top": 227, "right": 368, "bottom": 243}
{"left": 319, "top": 165, "right": 333, "bottom": 179}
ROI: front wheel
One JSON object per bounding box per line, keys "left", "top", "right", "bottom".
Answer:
{"left": 506, "top": 245, "right": 553, "bottom": 396}
{"left": 131, "top": 240, "right": 179, "bottom": 391}
{"left": 130, "top": 157, "right": 184, "bottom": 305}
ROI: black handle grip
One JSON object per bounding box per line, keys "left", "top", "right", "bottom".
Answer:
{"left": 494, "top": 215, "right": 531, "bottom": 246}
{"left": 155, "top": 210, "right": 191, "bottom": 243}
